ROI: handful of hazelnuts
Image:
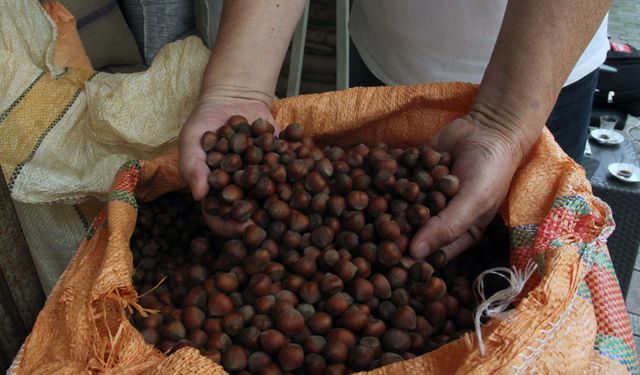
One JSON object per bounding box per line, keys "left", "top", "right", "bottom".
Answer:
{"left": 130, "top": 116, "right": 509, "bottom": 374}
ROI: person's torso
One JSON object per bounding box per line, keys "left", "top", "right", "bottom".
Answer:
{"left": 350, "top": 0, "right": 609, "bottom": 86}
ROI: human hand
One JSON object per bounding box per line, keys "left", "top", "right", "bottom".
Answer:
{"left": 409, "top": 114, "right": 531, "bottom": 261}
{"left": 179, "top": 97, "right": 278, "bottom": 237}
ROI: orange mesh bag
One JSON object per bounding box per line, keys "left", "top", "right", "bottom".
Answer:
{"left": 10, "top": 84, "right": 638, "bottom": 374}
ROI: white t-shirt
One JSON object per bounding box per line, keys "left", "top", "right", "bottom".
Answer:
{"left": 350, "top": 0, "right": 609, "bottom": 87}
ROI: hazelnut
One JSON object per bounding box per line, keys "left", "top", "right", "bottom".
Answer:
{"left": 208, "top": 169, "right": 230, "bottom": 190}
{"left": 319, "top": 273, "right": 344, "bottom": 296}
{"left": 308, "top": 312, "right": 332, "bottom": 334}
{"left": 276, "top": 308, "right": 305, "bottom": 335}
{"left": 278, "top": 343, "right": 304, "bottom": 371}
{"left": 182, "top": 306, "right": 205, "bottom": 330}
{"left": 409, "top": 261, "right": 434, "bottom": 282}
{"left": 437, "top": 174, "right": 460, "bottom": 197}
{"left": 222, "top": 345, "right": 248, "bottom": 372}
{"left": 382, "top": 328, "right": 412, "bottom": 353}
{"left": 338, "top": 306, "right": 368, "bottom": 332}
{"left": 348, "top": 345, "right": 375, "bottom": 371}
{"left": 238, "top": 326, "right": 260, "bottom": 350}
{"left": 302, "top": 354, "right": 325, "bottom": 375}
{"left": 324, "top": 292, "right": 353, "bottom": 316}
{"left": 208, "top": 293, "right": 234, "bottom": 317}
{"left": 392, "top": 306, "right": 417, "bottom": 330}
{"left": 299, "top": 281, "right": 322, "bottom": 304}
{"left": 248, "top": 351, "right": 272, "bottom": 373}
{"left": 201, "top": 131, "right": 218, "bottom": 152}
{"left": 260, "top": 329, "right": 287, "bottom": 355}
{"left": 303, "top": 335, "right": 326, "bottom": 354}
{"left": 161, "top": 320, "right": 186, "bottom": 341}
{"left": 323, "top": 340, "right": 349, "bottom": 364}
{"left": 222, "top": 311, "right": 245, "bottom": 336}
{"left": 350, "top": 278, "right": 374, "bottom": 303}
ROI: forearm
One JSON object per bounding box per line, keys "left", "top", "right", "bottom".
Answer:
{"left": 199, "top": 0, "right": 306, "bottom": 106}
{"left": 472, "top": 0, "right": 611, "bottom": 156}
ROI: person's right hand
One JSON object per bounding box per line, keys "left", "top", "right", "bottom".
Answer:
{"left": 179, "top": 97, "right": 278, "bottom": 237}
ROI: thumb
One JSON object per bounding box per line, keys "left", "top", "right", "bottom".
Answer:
{"left": 409, "top": 193, "right": 483, "bottom": 259}
{"left": 179, "top": 128, "right": 211, "bottom": 201}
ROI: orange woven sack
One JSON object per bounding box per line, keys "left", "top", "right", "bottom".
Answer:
{"left": 10, "top": 83, "right": 638, "bottom": 374}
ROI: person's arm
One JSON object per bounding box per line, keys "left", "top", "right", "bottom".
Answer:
{"left": 180, "top": 0, "right": 304, "bottom": 236}
{"left": 180, "top": 0, "right": 305, "bottom": 202}
{"left": 198, "top": 1, "right": 306, "bottom": 107}
{"left": 410, "top": 0, "right": 611, "bottom": 259}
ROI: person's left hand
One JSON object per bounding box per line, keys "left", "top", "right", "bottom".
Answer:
{"left": 409, "top": 113, "right": 529, "bottom": 261}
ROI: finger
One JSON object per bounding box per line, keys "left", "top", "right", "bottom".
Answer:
{"left": 179, "top": 125, "right": 210, "bottom": 201}
{"left": 202, "top": 213, "right": 250, "bottom": 238}
{"left": 438, "top": 224, "right": 485, "bottom": 261}
{"left": 409, "top": 194, "right": 488, "bottom": 259}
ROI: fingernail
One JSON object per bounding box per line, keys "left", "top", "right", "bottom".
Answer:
{"left": 412, "top": 241, "right": 430, "bottom": 259}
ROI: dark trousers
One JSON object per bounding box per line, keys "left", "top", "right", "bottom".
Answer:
{"left": 349, "top": 42, "right": 598, "bottom": 164}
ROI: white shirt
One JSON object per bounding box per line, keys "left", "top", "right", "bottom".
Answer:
{"left": 350, "top": 0, "right": 609, "bottom": 87}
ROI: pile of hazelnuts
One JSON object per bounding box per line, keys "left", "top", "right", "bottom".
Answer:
{"left": 129, "top": 116, "right": 510, "bottom": 374}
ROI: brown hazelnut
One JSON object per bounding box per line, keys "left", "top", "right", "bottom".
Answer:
{"left": 377, "top": 300, "right": 397, "bottom": 321}
{"left": 208, "top": 293, "right": 234, "bottom": 317}
{"left": 382, "top": 328, "right": 411, "bottom": 353}
{"left": 327, "top": 195, "right": 346, "bottom": 217}
{"left": 230, "top": 200, "right": 254, "bottom": 222}
{"left": 187, "top": 328, "right": 208, "bottom": 348}
{"left": 276, "top": 308, "right": 305, "bottom": 336}
{"left": 424, "top": 300, "right": 447, "bottom": 326}
{"left": 311, "top": 226, "right": 334, "bottom": 248}
{"left": 208, "top": 169, "right": 230, "bottom": 190}
{"left": 299, "top": 281, "right": 322, "bottom": 304}
{"left": 334, "top": 259, "right": 358, "bottom": 282}
{"left": 222, "top": 311, "right": 245, "bottom": 336}
{"left": 323, "top": 340, "right": 349, "bottom": 364}
{"left": 201, "top": 131, "right": 218, "bottom": 152}
{"left": 237, "top": 326, "right": 260, "bottom": 350}
{"left": 380, "top": 352, "right": 404, "bottom": 365}
{"left": 260, "top": 329, "right": 287, "bottom": 355}
{"left": 206, "top": 151, "right": 224, "bottom": 169}
{"left": 324, "top": 363, "right": 347, "bottom": 375}
{"left": 409, "top": 261, "right": 434, "bottom": 282}
{"left": 182, "top": 306, "right": 205, "bottom": 330}
{"left": 308, "top": 311, "right": 332, "bottom": 334}
{"left": 282, "top": 274, "right": 304, "bottom": 293}
{"left": 257, "top": 363, "right": 282, "bottom": 375}
{"left": 437, "top": 174, "right": 460, "bottom": 197}
{"left": 141, "top": 313, "right": 163, "bottom": 329}
{"left": 248, "top": 274, "right": 272, "bottom": 297}
{"left": 248, "top": 351, "right": 272, "bottom": 373}
{"left": 222, "top": 345, "right": 248, "bottom": 372}
{"left": 326, "top": 328, "right": 357, "bottom": 348}
{"left": 367, "top": 275, "right": 390, "bottom": 301}
{"left": 160, "top": 320, "right": 186, "bottom": 341}
{"left": 348, "top": 345, "right": 375, "bottom": 371}
{"left": 202, "top": 318, "right": 222, "bottom": 334}
{"left": 252, "top": 314, "right": 273, "bottom": 331}
{"left": 338, "top": 306, "right": 368, "bottom": 332}
{"left": 422, "top": 276, "right": 447, "bottom": 302}
{"left": 426, "top": 190, "right": 447, "bottom": 214}
{"left": 141, "top": 328, "right": 159, "bottom": 345}
{"left": 324, "top": 292, "right": 353, "bottom": 316}
{"left": 378, "top": 241, "right": 402, "bottom": 266}
{"left": 362, "top": 318, "right": 386, "bottom": 337}
{"left": 283, "top": 123, "right": 304, "bottom": 141}
{"left": 392, "top": 306, "right": 417, "bottom": 330}
{"left": 220, "top": 184, "right": 243, "bottom": 203}
{"left": 213, "top": 137, "right": 229, "bottom": 153}
{"left": 312, "top": 158, "right": 333, "bottom": 179}
{"left": 305, "top": 171, "right": 327, "bottom": 193}
{"left": 303, "top": 335, "right": 326, "bottom": 354}
{"left": 310, "top": 192, "right": 330, "bottom": 213}
{"left": 278, "top": 343, "right": 304, "bottom": 371}
{"left": 319, "top": 273, "right": 344, "bottom": 296}
{"left": 387, "top": 267, "right": 408, "bottom": 289}
{"left": 430, "top": 165, "right": 450, "bottom": 181}
{"left": 349, "top": 277, "right": 374, "bottom": 303}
